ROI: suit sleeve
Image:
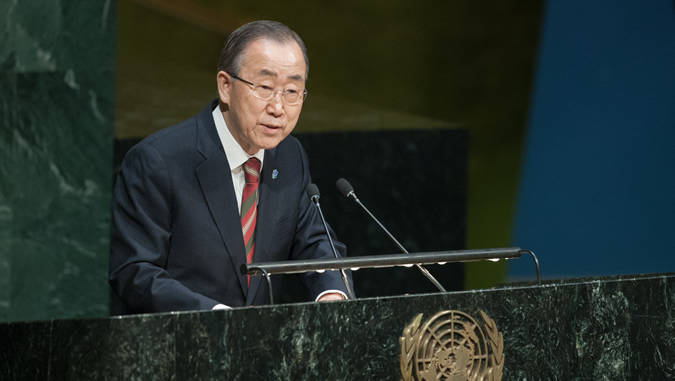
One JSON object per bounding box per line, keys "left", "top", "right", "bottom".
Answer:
{"left": 109, "top": 142, "right": 221, "bottom": 313}
{"left": 289, "top": 140, "right": 354, "bottom": 300}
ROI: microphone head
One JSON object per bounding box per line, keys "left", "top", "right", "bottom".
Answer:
{"left": 336, "top": 178, "right": 354, "bottom": 198}
{"left": 306, "top": 183, "right": 320, "bottom": 202}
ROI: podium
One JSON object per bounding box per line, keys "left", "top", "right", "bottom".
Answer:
{"left": 2, "top": 272, "right": 674, "bottom": 379}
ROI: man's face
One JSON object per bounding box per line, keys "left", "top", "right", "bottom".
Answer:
{"left": 217, "top": 38, "right": 306, "bottom": 155}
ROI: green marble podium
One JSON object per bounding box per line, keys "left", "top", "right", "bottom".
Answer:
{"left": 2, "top": 272, "right": 674, "bottom": 380}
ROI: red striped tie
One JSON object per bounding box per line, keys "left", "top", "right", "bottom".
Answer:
{"left": 241, "top": 158, "right": 260, "bottom": 284}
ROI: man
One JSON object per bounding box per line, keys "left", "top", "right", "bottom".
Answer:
{"left": 109, "top": 20, "right": 351, "bottom": 313}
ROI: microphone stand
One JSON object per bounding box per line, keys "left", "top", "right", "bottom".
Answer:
{"left": 307, "top": 184, "right": 356, "bottom": 300}
{"left": 337, "top": 178, "right": 446, "bottom": 293}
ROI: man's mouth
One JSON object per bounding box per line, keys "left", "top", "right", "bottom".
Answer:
{"left": 262, "top": 124, "right": 282, "bottom": 131}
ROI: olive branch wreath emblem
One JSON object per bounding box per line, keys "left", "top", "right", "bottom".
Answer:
{"left": 399, "top": 310, "right": 504, "bottom": 381}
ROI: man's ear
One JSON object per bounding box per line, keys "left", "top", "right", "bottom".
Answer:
{"left": 217, "top": 71, "right": 231, "bottom": 104}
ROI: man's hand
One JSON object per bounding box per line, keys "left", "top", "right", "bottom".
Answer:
{"left": 317, "top": 292, "right": 346, "bottom": 302}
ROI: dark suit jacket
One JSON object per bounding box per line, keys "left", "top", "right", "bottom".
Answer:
{"left": 109, "top": 101, "right": 350, "bottom": 313}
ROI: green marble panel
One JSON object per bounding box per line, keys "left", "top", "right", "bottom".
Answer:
{"left": 0, "top": 0, "right": 15, "bottom": 325}
{"left": 2, "top": 273, "right": 673, "bottom": 379}
{"left": 0, "top": 1, "right": 115, "bottom": 322}
{"left": 49, "top": 315, "right": 176, "bottom": 380}
{"left": 0, "top": 128, "right": 9, "bottom": 323}
{"left": 0, "top": 319, "right": 51, "bottom": 380}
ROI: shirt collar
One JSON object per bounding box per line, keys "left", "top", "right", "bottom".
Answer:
{"left": 212, "top": 105, "right": 265, "bottom": 171}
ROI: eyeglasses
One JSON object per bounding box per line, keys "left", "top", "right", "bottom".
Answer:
{"left": 228, "top": 72, "right": 308, "bottom": 105}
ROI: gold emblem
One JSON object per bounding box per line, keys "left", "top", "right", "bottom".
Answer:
{"left": 400, "top": 310, "right": 504, "bottom": 381}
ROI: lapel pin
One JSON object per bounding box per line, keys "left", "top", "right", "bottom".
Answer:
{"left": 272, "top": 169, "right": 279, "bottom": 180}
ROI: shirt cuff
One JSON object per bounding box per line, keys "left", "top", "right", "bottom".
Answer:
{"left": 212, "top": 304, "right": 232, "bottom": 310}
{"left": 315, "top": 289, "right": 348, "bottom": 301}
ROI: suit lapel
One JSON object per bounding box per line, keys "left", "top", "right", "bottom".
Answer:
{"left": 246, "top": 148, "right": 279, "bottom": 305}
{"left": 194, "top": 104, "right": 249, "bottom": 298}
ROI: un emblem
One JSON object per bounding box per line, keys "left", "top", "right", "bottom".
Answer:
{"left": 399, "top": 310, "right": 504, "bottom": 381}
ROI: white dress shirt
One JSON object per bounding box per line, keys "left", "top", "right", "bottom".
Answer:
{"left": 212, "top": 106, "right": 264, "bottom": 213}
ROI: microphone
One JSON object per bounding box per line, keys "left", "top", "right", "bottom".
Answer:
{"left": 335, "top": 178, "right": 446, "bottom": 292}
{"left": 306, "top": 183, "right": 355, "bottom": 300}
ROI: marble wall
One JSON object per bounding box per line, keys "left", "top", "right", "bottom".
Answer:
{"left": 0, "top": 2, "right": 116, "bottom": 322}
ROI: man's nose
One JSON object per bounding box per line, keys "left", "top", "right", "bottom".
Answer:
{"left": 266, "top": 92, "right": 284, "bottom": 115}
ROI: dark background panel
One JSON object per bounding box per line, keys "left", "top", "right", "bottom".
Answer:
{"left": 296, "top": 129, "right": 467, "bottom": 298}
